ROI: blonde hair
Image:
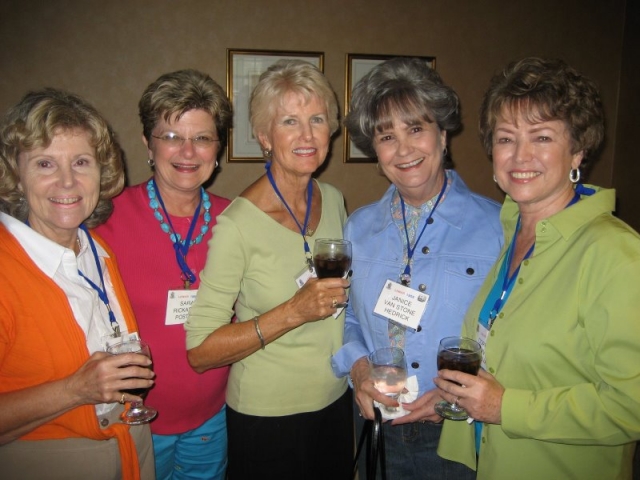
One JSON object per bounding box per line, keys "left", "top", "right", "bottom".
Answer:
{"left": 250, "top": 59, "right": 339, "bottom": 142}
{"left": 0, "top": 88, "right": 124, "bottom": 227}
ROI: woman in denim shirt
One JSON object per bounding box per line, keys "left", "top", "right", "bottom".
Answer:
{"left": 331, "top": 57, "right": 503, "bottom": 479}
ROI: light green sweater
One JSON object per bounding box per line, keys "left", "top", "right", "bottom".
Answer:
{"left": 186, "top": 181, "right": 348, "bottom": 416}
{"left": 438, "top": 186, "right": 640, "bottom": 480}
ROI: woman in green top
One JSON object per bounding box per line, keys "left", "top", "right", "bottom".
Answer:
{"left": 435, "top": 57, "right": 640, "bottom": 479}
{"left": 185, "top": 60, "right": 352, "bottom": 479}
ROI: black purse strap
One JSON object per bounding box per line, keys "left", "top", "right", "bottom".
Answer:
{"left": 353, "top": 407, "right": 386, "bottom": 480}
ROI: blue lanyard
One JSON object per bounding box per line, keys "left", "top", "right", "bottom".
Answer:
{"left": 24, "top": 220, "right": 121, "bottom": 335}
{"left": 152, "top": 179, "right": 201, "bottom": 288}
{"left": 265, "top": 161, "right": 314, "bottom": 270}
{"left": 77, "top": 225, "right": 121, "bottom": 336}
{"left": 399, "top": 178, "right": 447, "bottom": 286}
{"left": 487, "top": 188, "right": 584, "bottom": 327}
{"left": 487, "top": 216, "right": 534, "bottom": 327}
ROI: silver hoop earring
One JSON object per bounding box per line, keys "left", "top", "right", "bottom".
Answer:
{"left": 215, "top": 160, "right": 219, "bottom": 168}
{"left": 569, "top": 168, "right": 580, "bottom": 183}
{"left": 493, "top": 174, "right": 497, "bottom": 183}
{"left": 147, "top": 158, "right": 155, "bottom": 168}
{"left": 443, "top": 146, "right": 448, "bottom": 157}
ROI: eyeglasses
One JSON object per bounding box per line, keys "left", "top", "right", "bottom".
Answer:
{"left": 151, "top": 133, "right": 220, "bottom": 149}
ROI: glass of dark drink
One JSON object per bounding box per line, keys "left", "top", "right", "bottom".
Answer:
{"left": 434, "top": 336, "right": 482, "bottom": 421}
{"left": 313, "top": 238, "right": 352, "bottom": 279}
{"left": 107, "top": 339, "right": 157, "bottom": 424}
{"left": 313, "top": 238, "right": 352, "bottom": 307}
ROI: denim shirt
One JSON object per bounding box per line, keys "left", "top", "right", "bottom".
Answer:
{"left": 331, "top": 170, "right": 503, "bottom": 396}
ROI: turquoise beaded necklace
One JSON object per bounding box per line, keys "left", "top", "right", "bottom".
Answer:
{"left": 146, "top": 179, "right": 211, "bottom": 246}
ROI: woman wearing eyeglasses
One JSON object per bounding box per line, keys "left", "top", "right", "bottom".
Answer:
{"left": 96, "top": 69, "right": 232, "bottom": 480}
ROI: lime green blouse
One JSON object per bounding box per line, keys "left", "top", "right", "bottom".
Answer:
{"left": 186, "top": 182, "right": 348, "bottom": 416}
{"left": 438, "top": 186, "right": 640, "bottom": 480}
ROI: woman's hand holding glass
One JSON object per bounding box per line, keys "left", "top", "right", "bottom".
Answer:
{"left": 106, "top": 339, "right": 157, "bottom": 424}
{"left": 369, "top": 347, "right": 407, "bottom": 416}
{"left": 351, "top": 351, "right": 406, "bottom": 421}
{"left": 433, "top": 337, "right": 505, "bottom": 424}
{"left": 286, "top": 276, "right": 350, "bottom": 324}
{"left": 313, "top": 239, "right": 352, "bottom": 309}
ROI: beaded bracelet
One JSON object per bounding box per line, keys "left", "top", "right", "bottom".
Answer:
{"left": 253, "top": 316, "right": 265, "bottom": 350}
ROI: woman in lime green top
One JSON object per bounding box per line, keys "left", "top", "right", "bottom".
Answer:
{"left": 435, "top": 57, "right": 640, "bottom": 479}
{"left": 185, "top": 60, "right": 352, "bottom": 479}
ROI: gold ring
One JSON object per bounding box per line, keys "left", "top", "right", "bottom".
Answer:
{"left": 331, "top": 297, "right": 338, "bottom": 308}
{"left": 119, "top": 393, "right": 126, "bottom": 404}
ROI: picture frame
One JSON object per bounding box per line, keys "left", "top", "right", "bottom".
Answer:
{"left": 344, "top": 54, "right": 436, "bottom": 163}
{"left": 226, "top": 49, "right": 324, "bottom": 162}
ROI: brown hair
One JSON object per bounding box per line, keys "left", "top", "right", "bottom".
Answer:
{"left": 139, "top": 69, "right": 232, "bottom": 147}
{"left": 479, "top": 57, "right": 604, "bottom": 164}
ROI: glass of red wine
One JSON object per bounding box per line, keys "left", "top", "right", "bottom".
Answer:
{"left": 107, "top": 339, "right": 157, "bottom": 424}
{"left": 313, "top": 238, "right": 352, "bottom": 306}
{"left": 434, "top": 336, "right": 482, "bottom": 421}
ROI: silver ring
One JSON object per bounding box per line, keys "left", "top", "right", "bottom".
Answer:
{"left": 331, "top": 297, "right": 338, "bottom": 308}
{"left": 119, "top": 393, "right": 126, "bottom": 404}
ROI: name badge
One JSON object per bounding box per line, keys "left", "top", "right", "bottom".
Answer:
{"left": 295, "top": 266, "right": 316, "bottom": 288}
{"left": 373, "top": 280, "right": 429, "bottom": 330}
{"left": 166, "top": 289, "right": 198, "bottom": 325}
{"left": 102, "top": 330, "right": 139, "bottom": 350}
{"left": 476, "top": 323, "right": 489, "bottom": 370}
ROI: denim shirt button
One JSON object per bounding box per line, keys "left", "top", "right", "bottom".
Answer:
{"left": 417, "top": 325, "right": 422, "bottom": 332}
{"left": 466, "top": 267, "right": 475, "bottom": 275}
{"left": 421, "top": 246, "right": 430, "bottom": 254}
{"left": 418, "top": 284, "right": 427, "bottom": 292}
{"left": 411, "top": 362, "right": 420, "bottom": 369}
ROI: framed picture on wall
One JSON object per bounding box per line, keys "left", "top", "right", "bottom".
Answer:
{"left": 227, "top": 49, "right": 324, "bottom": 162}
{"left": 344, "top": 53, "right": 436, "bottom": 163}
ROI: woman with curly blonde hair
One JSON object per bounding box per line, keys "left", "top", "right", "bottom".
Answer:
{"left": 0, "top": 88, "right": 154, "bottom": 480}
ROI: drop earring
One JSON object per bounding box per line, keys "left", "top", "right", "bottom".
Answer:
{"left": 569, "top": 168, "right": 580, "bottom": 183}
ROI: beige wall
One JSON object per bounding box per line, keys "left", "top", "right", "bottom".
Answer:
{"left": 0, "top": 0, "right": 628, "bottom": 215}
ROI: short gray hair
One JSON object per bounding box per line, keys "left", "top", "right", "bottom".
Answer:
{"left": 345, "top": 57, "right": 460, "bottom": 158}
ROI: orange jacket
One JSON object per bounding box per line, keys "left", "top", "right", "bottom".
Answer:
{"left": 0, "top": 224, "right": 142, "bottom": 480}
